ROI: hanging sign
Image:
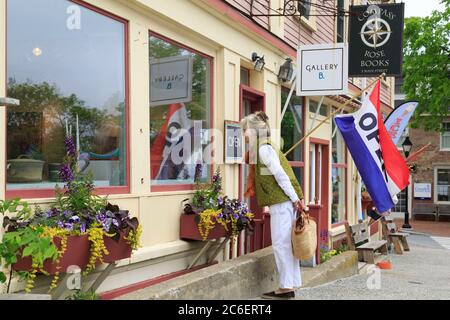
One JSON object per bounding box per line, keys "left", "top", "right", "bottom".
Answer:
{"left": 349, "top": 3, "right": 405, "bottom": 77}
{"left": 150, "top": 55, "right": 193, "bottom": 107}
{"left": 224, "top": 121, "right": 243, "bottom": 164}
{"left": 296, "top": 43, "right": 348, "bottom": 96}
{"left": 414, "top": 183, "right": 432, "bottom": 199}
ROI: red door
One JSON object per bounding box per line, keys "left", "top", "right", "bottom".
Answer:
{"left": 308, "top": 138, "right": 330, "bottom": 262}
{"left": 238, "top": 84, "right": 269, "bottom": 255}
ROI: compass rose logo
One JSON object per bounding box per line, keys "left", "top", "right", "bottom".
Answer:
{"left": 360, "top": 18, "right": 392, "bottom": 48}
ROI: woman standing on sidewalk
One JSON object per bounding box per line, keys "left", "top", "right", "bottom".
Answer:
{"left": 240, "top": 111, "right": 307, "bottom": 299}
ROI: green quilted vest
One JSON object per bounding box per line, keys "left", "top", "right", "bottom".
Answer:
{"left": 254, "top": 140, "right": 304, "bottom": 207}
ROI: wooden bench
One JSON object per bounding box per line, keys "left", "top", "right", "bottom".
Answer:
{"left": 412, "top": 203, "right": 437, "bottom": 221}
{"left": 345, "top": 221, "right": 388, "bottom": 264}
{"left": 437, "top": 204, "right": 450, "bottom": 222}
{"left": 381, "top": 216, "right": 410, "bottom": 254}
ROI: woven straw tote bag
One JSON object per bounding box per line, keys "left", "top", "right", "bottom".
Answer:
{"left": 292, "top": 210, "right": 317, "bottom": 261}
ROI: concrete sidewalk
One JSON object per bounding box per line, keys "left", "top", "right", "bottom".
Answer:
{"left": 395, "top": 219, "right": 450, "bottom": 237}
{"left": 115, "top": 248, "right": 358, "bottom": 300}
{"left": 295, "top": 235, "right": 450, "bottom": 300}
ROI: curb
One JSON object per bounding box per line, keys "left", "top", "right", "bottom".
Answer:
{"left": 115, "top": 248, "right": 359, "bottom": 300}
{"left": 399, "top": 229, "right": 431, "bottom": 236}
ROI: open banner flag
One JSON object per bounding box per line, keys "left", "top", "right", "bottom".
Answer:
{"left": 335, "top": 81, "right": 410, "bottom": 213}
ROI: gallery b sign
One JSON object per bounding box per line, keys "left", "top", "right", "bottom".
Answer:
{"left": 150, "top": 55, "right": 193, "bottom": 107}
{"left": 296, "top": 43, "right": 348, "bottom": 96}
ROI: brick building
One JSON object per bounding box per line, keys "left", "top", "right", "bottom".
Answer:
{"left": 392, "top": 76, "right": 450, "bottom": 221}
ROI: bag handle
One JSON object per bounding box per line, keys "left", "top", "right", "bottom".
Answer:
{"left": 294, "top": 207, "right": 316, "bottom": 231}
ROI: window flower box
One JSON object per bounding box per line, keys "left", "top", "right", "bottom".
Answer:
{"left": 179, "top": 214, "right": 229, "bottom": 241}
{"left": 103, "top": 231, "right": 133, "bottom": 263}
{"left": 13, "top": 234, "right": 90, "bottom": 275}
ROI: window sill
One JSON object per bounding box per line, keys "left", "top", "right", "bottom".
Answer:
{"left": 151, "top": 184, "right": 194, "bottom": 192}
{"left": 6, "top": 185, "right": 130, "bottom": 201}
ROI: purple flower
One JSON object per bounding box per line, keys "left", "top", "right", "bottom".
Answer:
{"left": 59, "top": 164, "right": 74, "bottom": 182}
{"left": 95, "top": 212, "right": 106, "bottom": 224}
{"left": 44, "top": 208, "right": 59, "bottom": 218}
{"left": 63, "top": 210, "right": 73, "bottom": 219}
{"left": 65, "top": 137, "right": 77, "bottom": 158}
{"left": 218, "top": 196, "right": 223, "bottom": 206}
{"left": 112, "top": 219, "right": 119, "bottom": 227}
{"left": 102, "top": 218, "right": 112, "bottom": 232}
{"left": 80, "top": 223, "right": 86, "bottom": 233}
{"left": 64, "top": 222, "right": 74, "bottom": 231}
{"left": 69, "top": 215, "right": 80, "bottom": 223}
{"left": 57, "top": 221, "right": 64, "bottom": 228}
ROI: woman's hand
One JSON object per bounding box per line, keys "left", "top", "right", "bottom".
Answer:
{"left": 293, "top": 200, "right": 308, "bottom": 212}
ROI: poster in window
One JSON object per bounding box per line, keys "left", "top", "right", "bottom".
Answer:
{"left": 150, "top": 55, "right": 193, "bottom": 106}
{"left": 224, "top": 121, "right": 243, "bottom": 164}
{"left": 348, "top": 3, "right": 404, "bottom": 77}
{"left": 414, "top": 183, "right": 432, "bottom": 199}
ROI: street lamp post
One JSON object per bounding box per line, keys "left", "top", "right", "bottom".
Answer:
{"left": 402, "top": 136, "right": 413, "bottom": 229}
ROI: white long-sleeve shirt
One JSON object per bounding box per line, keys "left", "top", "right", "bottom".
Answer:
{"left": 258, "top": 144, "right": 300, "bottom": 203}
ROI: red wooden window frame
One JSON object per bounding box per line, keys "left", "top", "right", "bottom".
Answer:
{"left": 4, "top": 0, "right": 130, "bottom": 199}
{"left": 149, "top": 31, "right": 214, "bottom": 192}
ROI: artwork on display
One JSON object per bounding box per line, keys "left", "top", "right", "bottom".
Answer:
{"left": 224, "top": 121, "right": 243, "bottom": 164}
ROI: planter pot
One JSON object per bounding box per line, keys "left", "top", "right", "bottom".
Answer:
{"left": 48, "top": 163, "right": 62, "bottom": 182}
{"left": 103, "top": 232, "right": 133, "bottom": 263}
{"left": 7, "top": 156, "right": 45, "bottom": 183}
{"left": 13, "top": 234, "right": 90, "bottom": 275}
{"left": 180, "top": 214, "right": 229, "bottom": 241}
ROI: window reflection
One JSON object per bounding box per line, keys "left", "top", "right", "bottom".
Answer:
{"left": 149, "top": 35, "right": 212, "bottom": 185}
{"left": 7, "top": 0, "right": 127, "bottom": 191}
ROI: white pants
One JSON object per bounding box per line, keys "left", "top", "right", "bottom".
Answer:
{"left": 269, "top": 200, "right": 302, "bottom": 289}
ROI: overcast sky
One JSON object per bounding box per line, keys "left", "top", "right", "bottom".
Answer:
{"left": 402, "top": 0, "right": 446, "bottom": 17}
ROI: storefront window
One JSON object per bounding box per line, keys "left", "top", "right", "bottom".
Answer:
{"left": 440, "top": 122, "right": 450, "bottom": 150}
{"left": 437, "top": 168, "right": 450, "bottom": 202}
{"left": 332, "top": 114, "right": 347, "bottom": 224}
{"left": 281, "top": 89, "right": 304, "bottom": 185}
{"left": 149, "top": 35, "right": 212, "bottom": 186}
{"left": 6, "top": 0, "right": 128, "bottom": 195}
{"left": 309, "top": 100, "right": 328, "bottom": 117}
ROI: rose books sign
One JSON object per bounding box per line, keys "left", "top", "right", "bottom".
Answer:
{"left": 348, "top": 3, "right": 405, "bottom": 77}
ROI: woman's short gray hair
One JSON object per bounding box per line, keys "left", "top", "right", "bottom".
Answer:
{"left": 240, "top": 111, "right": 271, "bottom": 138}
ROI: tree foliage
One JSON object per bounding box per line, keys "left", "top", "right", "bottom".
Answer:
{"left": 402, "top": 0, "right": 450, "bottom": 131}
